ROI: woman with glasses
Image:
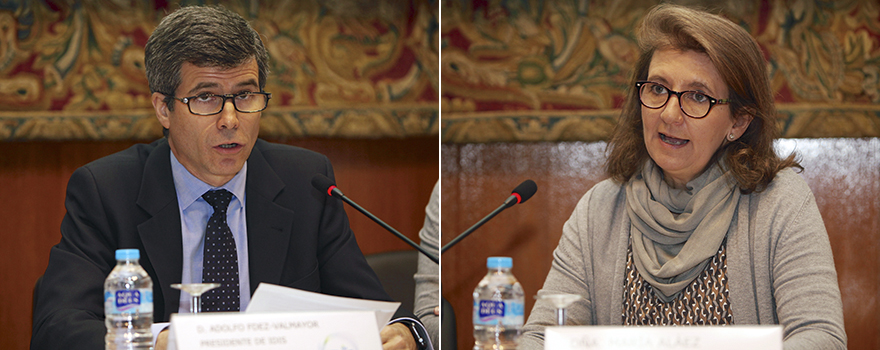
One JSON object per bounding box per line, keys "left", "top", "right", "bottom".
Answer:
{"left": 519, "top": 4, "right": 846, "bottom": 349}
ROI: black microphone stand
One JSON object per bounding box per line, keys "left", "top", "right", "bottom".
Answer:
{"left": 336, "top": 192, "right": 440, "bottom": 264}
{"left": 440, "top": 200, "right": 512, "bottom": 254}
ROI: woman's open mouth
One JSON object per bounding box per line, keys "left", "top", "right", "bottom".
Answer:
{"left": 659, "top": 133, "right": 688, "bottom": 146}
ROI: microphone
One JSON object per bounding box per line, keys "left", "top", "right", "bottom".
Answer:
{"left": 503, "top": 179, "right": 538, "bottom": 208}
{"left": 311, "top": 174, "right": 439, "bottom": 264}
{"left": 440, "top": 180, "right": 537, "bottom": 254}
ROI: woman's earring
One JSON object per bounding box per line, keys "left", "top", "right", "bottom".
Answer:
{"left": 728, "top": 133, "right": 735, "bottom": 141}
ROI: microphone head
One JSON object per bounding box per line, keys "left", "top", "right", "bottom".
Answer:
{"left": 511, "top": 179, "right": 537, "bottom": 204}
{"left": 311, "top": 174, "right": 337, "bottom": 196}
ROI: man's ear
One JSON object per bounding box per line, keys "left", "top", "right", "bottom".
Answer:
{"left": 152, "top": 92, "right": 171, "bottom": 130}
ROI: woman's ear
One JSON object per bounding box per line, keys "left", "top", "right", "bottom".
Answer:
{"left": 730, "top": 111, "right": 753, "bottom": 141}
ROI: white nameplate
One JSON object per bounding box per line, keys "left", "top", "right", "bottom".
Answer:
{"left": 545, "top": 325, "right": 782, "bottom": 350}
{"left": 171, "top": 310, "right": 382, "bottom": 350}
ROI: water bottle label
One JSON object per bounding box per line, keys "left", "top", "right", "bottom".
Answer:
{"left": 105, "top": 289, "right": 153, "bottom": 314}
{"left": 479, "top": 300, "right": 505, "bottom": 318}
{"left": 473, "top": 299, "right": 524, "bottom": 326}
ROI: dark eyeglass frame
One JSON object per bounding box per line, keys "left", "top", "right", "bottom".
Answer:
{"left": 635, "top": 81, "right": 729, "bottom": 119}
{"left": 164, "top": 91, "right": 272, "bottom": 116}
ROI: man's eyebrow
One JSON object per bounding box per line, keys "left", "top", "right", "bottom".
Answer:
{"left": 236, "top": 79, "right": 259, "bottom": 89}
{"left": 187, "top": 82, "right": 219, "bottom": 95}
{"left": 185, "top": 79, "right": 260, "bottom": 95}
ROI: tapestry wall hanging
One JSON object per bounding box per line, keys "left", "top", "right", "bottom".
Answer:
{"left": 0, "top": 0, "right": 438, "bottom": 140}
{"left": 441, "top": 0, "right": 880, "bottom": 142}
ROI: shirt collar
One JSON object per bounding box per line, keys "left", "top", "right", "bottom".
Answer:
{"left": 169, "top": 149, "right": 248, "bottom": 209}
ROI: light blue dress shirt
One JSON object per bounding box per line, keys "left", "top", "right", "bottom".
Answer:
{"left": 169, "top": 150, "right": 251, "bottom": 313}
{"left": 155, "top": 149, "right": 433, "bottom": 349}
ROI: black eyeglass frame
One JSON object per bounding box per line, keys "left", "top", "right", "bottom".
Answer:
{"left": 635, "top": 81, "right": 730, "bottom": 119}
{"left": 163, "top": 91, "right": 272, "bottom": 116}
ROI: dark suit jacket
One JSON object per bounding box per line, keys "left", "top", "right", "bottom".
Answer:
{"left": 32, "top": 138, "right": 405, "bottom": 349}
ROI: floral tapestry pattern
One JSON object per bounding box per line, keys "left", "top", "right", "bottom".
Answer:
{"left": 0, "top": 0, "right": 438, "bottom": 140}
{"left": 441, "top": 0, "right": 880, "bottom": 142}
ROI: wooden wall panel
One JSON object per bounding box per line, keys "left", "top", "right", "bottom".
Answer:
{"left": 441, "top": 138, "right": 880, "bottom": 350}
{"left": 0, "top": 136, "right": 437, "bottom": 350}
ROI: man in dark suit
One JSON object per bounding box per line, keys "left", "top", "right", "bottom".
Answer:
{"left": 31, "top": 5, "right": 427, "bottom": 350}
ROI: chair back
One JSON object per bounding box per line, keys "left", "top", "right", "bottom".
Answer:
{"left": 365, "top": 250, "right": 418, "bottom": 310}
{"left": 441, "top": 296, "right": 457, "bottom": 350}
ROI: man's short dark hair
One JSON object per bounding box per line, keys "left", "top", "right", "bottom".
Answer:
{"left": 144, "top": 5, "right": 270, "bottom": 111}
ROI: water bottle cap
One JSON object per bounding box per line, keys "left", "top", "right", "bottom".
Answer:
{"left": 487, "top": 256, "right": 512, "bottom": 269}
{"left": 115, "top": 249, "right": 140, "bottom": 261}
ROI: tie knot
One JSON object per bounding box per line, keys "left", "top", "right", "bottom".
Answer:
{"left": 202, "top": 189, "right": 233, "bottom": 211}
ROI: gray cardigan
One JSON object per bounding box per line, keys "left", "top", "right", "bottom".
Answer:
{"left": 414, "top": 181, "right": 440, "bottom": 347}
{"left": 520, "top": 168, "right": 846, "bottom": 349}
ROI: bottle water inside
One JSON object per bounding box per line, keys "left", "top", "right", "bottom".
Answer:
{"left": 104, "top": 249, "right": 153, "bottom": 350}
{"left": 473, "top": 256, "right": 524, "bottom": 350}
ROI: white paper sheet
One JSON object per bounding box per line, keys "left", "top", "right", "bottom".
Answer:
{"left": 245, "top": 283, "right": 400, "bottom": 330}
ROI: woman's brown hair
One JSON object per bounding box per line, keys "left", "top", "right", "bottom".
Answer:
{"left": 605, "top": 4, "right": 799, "bottom": 193}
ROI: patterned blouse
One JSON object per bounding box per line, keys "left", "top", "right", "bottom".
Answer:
{"left": 622, "top": 238, "right": 734, "bottom": 325}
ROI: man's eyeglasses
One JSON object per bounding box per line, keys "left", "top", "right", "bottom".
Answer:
{"left": 165, "top": 91, "right": 272, "bottom": 116}
{"left": 636, "top": 81, "right": 729, "bottom": 119}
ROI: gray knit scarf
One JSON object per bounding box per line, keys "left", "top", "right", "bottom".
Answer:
{"left": 625, "top": 160, "right": 739, "bottom": 302}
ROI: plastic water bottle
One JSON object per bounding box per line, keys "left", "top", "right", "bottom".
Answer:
{"left": 104, "top": 249, "right": 153, "bottom": 350}
{"left": 473, "top": 256, "right": 525, "bottom": 350}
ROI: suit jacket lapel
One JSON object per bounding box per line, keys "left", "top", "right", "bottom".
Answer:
{"left": 245, "top": 142, "right": 295, "bottom": 295}
{"left": 135, "top": 140, "right": 184, "bottom": 320}
{"left": 131, "top": 140, "right": 294, "bottom": 317}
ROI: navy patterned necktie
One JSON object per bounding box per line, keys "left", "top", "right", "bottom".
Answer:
{"left": 201, "top": 189, "right": 241, "bottom": 312}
